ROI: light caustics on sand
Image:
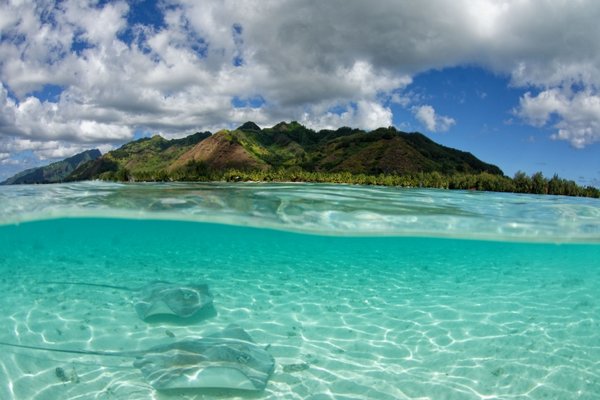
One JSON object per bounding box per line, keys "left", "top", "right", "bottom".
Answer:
{"left": 0, "top": 324, "right": 274, "bottom": 392}
{"left": 0, "top": 183, "right": 598, "bottom": 399}
{"left": 0, "top": 181, "right": 598, "bottom": 242}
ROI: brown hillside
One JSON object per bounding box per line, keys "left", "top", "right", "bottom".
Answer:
{"left": 170, "top": 131, "right": 268, "bottom": 172}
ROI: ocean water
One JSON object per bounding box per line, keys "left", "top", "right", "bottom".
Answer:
{"left": 0, "top": 182, "right": 598, "bottom": 400}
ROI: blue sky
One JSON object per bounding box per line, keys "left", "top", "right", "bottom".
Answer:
{"left": 0, "top": 1, "right": 599, "bottom": 186}
{"left": 391, "top": 67, "right": 600, "bottom": 185}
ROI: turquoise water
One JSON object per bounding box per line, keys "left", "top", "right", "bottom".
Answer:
{"left": 0, "top": 182, "right": 599, "bottom": 399}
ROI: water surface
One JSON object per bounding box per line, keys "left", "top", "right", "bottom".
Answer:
{"left": 0, "top": 182, "right": 598, "bottom": 399}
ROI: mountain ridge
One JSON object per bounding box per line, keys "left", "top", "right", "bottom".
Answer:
{"left": 6, "top": 122, "right": 504, "bottom": 183}
{"left": 3, "top": 121, "right": 598, "bottom": 197}
{"left": 1, "top": 149, "right": 101, "bottom": 185}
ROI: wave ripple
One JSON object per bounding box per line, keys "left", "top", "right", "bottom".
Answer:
{"left": 0, "top": 181, "right": 598, "bottom": 242}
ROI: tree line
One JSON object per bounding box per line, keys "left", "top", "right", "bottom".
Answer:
{"left": 101, "top": 163, "right": 599, "bottom": 198}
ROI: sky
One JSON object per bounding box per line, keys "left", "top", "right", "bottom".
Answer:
{"left": 0, "top": 0, "right": 599, "bottom": 187}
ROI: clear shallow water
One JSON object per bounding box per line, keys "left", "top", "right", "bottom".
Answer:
{"left": 1, "top": 181, "right": 599, "bottom": 242}
{"left": 0, "top": 182, "right": 598, "bottom": 399}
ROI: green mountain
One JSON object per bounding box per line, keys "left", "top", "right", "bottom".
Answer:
{"left": 1, "top": 149, "right": 101, "bottom": 185}
{"left": 67, "top": 122, "right": 502, "bottom": 182}
{"left": 3, "top": 122, "right": 597, "bottom": 197}
{"left": 67, "top": 131, "right": 212, "bottom": 182}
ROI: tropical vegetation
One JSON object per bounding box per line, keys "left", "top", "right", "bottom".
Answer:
{"left": 100, "top": 165, "right": 598, "bottom": 198}
{"left": 3, "top": 121, "right": 598, "bottom": 198}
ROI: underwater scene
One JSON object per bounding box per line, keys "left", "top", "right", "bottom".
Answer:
{"left": 0, "top": 182, "right": 599, "bottom": 400}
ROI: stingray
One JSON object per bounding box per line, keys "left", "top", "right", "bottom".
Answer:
{"left": 0, "top": 324, "right": 275, "bottom": 392}
{"left": 39, "top": 280, "right": 215, "bottom": 323}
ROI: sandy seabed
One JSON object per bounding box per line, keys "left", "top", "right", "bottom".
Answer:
{"left": 0, "top": 219, "right": 599, "bottom": 400}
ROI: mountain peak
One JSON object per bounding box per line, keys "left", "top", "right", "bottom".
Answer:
{"left": 237, "top": 121, "right": 261, "bottom": 132}
{"left": 4, "top": 122, "right": 505, "bottom": 183}
{"left": 271, "top": 121, "right": 304, "bottom": 132}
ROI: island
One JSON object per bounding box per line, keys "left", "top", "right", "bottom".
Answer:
{"left": 2, "top": 122, "right": 598, "bottom": 198}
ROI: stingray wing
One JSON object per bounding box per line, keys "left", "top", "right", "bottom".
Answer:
{"left": 132, "top": 325, "right": 274, "bottom": 391}
{"left": 134, "top": 282, "right": 213, "bottom": 320}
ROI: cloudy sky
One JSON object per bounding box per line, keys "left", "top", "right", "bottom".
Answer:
{"left": 1, "top": 0, "right": 599, "bottom": 186}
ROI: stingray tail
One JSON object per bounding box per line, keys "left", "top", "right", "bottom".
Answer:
{"left": 37, "top": 281, "right": 132, "bottom": 291}
{"left": 0, "top": 341, "right": 130, "bottom": 357}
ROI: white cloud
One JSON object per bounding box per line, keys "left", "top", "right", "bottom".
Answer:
{"left": 0, "top": 158, "right": 20, "bottom": 166}
{"left": 34, "top": 145, "right": 88, "bottom": 160}
{"left": 0, "top": 84, "right": 17, "bottom": 133}
{"left": 1, "top": 0, "right": 600, "bottom": 177}
{"left": 354, "top": 100, "right": 394, "bottom": 131}
{"left": 299, "top": 100, "right": 393, "bottom": 131}
{"left": 414, "top": 106, "right": 437, "bottom": 131}
{"left": 413, "top": 105, "right": 456, "bottom": 133}
{"left": 517, "top": 88, "right": 600, "bottom": 148}
{"left": 62, "top": 1, "right": 130, "bottom": 46}
{"left": 517, "top": 89, "right": 567, "bottom": 127}
{"left": 3, "top": 90, "right": 133, "bottom": 143}
{"left": 0, "top": 138, "right": 90, "bottom": 161}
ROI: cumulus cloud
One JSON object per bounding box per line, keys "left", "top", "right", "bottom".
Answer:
{"left": 1, "top": 0, "right": 600, "bottom": 178}
{"left": 413, "top": 105, "right": 456, "bottom": 133}
{"left": 1, "top": 137, "right": 76, "bottom": 159}
{"left": 298, "top": 100, "right": 393, "bottom": 131}
{"left": 518, "top": 88, "right": 600, "bottom": 148}
{"left": 0, "top": 84, "right": 17, "bottom": 134}
{"left": 1, "top": 1, "right": 414, "bottom": 147}
{"left": 517, "top": 89, "right": 567, "bottom": 127}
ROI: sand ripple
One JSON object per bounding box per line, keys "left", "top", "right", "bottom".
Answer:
{"left": 0, "top": 220, "right": 599, "bottom": 399}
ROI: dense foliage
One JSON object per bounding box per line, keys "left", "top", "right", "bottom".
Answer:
{"left": 97, "top": 165, "right": 599, "bottom": 198}
{"left": 68, "top": 121, "right": 505, "bottom": 182}
{"left": 4, "top": 121, "right": 597, "bottom": 198}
